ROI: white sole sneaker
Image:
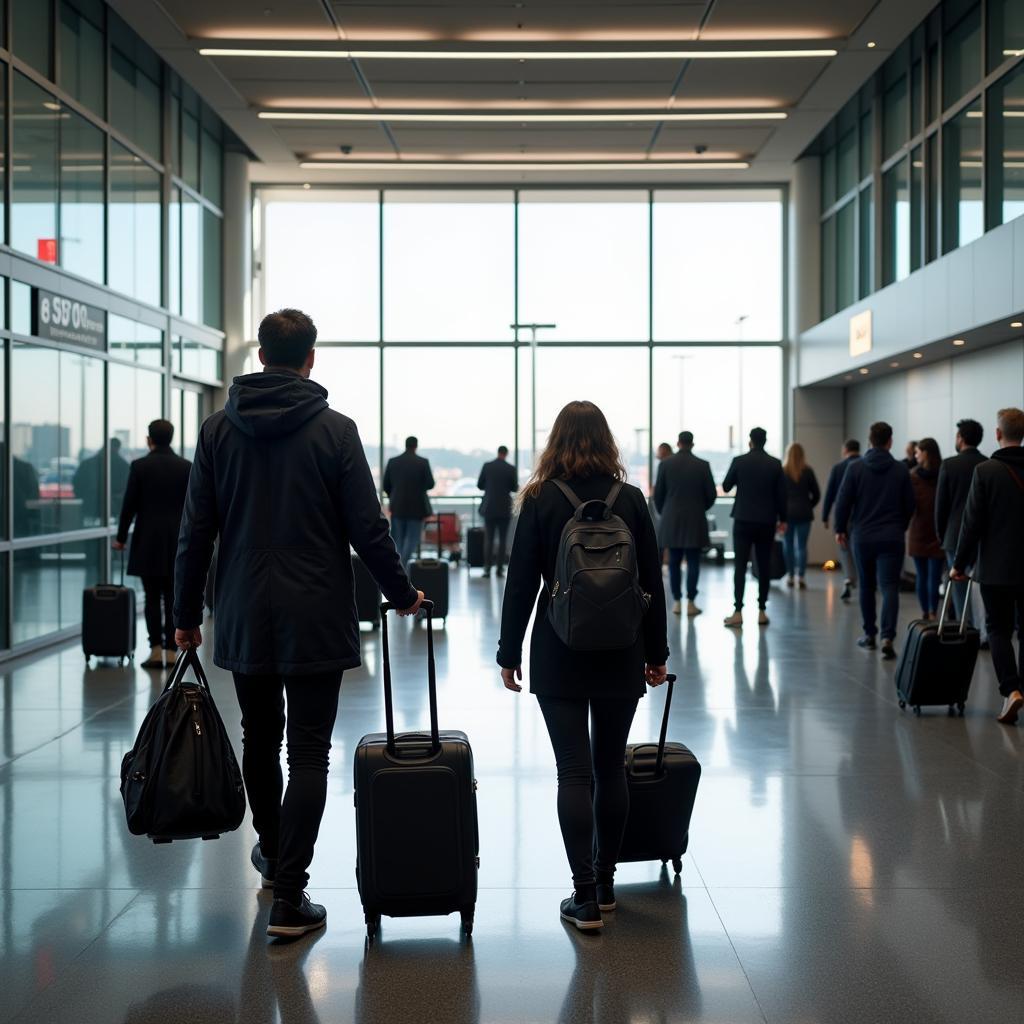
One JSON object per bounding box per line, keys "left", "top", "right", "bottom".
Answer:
{"left": 261, "top": 874, "right": 274, "bottom": 889}
{"left": 560, "top": 911, "right": 604, "bottom": 931}
{"left": 266, "top": 918, "right": 327, "bottom": 938}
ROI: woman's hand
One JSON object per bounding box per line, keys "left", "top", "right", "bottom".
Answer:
{"left": 645, "top": 663, "right": 668, "bottom": 687}
{"left": 501, "top": 666, "right": 523, "bottom": 693}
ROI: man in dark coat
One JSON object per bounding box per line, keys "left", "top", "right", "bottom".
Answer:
{"left": 113, "top": 420, "right": 191, "bottom": 668}
{"left": 654, "top": 431, "right": 716, "bottom": 617}
{"left": 822, "top": 438, "right": 861, "bottom": 600}
{"left": 951, "top": 408, "right": 1024, "bottom": 725}
{"left": 936, "top": 417, "right": 987, "bottom": 628}
{"left": 383, "top": 436, "right": 435, "bottom": 567}
{"left": 477, "top": 445, "right": 518, "bottom": 577}
{"left": 721, "top": 427, "right": 787, "bottom": 628}
{"left": 173, "top": 309, "right": 423, "bottom": 939}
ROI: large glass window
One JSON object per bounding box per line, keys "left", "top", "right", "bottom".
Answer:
{"left": 60, "top": 109, "right": 105, "bottom": 283}
{"left": 13, "top": 546, "right": 61, "bottom": 644}
{"left": 202, "top": 209, "right": 222, "bottom": 330}
{"left": 200, "top": 125, "right": 223, "bottom": 208}
{"left": 169, "top": 187, "right": 182, "bottom": 315}
{"left": 989, "top": 0, "right": 1024, "bottom": 71}
{"left": 943, "top": 2, "right": 983, "bottom": 107}
{"left": 518, "top": 191, "right": 648, "bottom": 341}
{"left": 178, "top": 337, "right": 222, "bottom": 383}
{"left": 60, "top": 351, "right": 104, "bottom": 532}
{"left": 858, "top": 185, "right": 874, "bottom": 298}
{"left": 943, "top": 100, "right": 984, "bottom": 252}
{"left": 108, "top": 363, "right": 162, "bottom": 523}
{"left": 653, "top": 192, "right": 783, "bottom": 341}
{"left": 108, "top": 142, "right": 161, "bottom": 306}
{"left": 12, "top": 0, "right": 52, "bottom": 78}
{"left": 383, "top": 191, "right": 514, "bottom": 341}
{"left": 988, "top": 64, "right": 1024, "bottom": 225}
{"left": 181, "top": 89, "right": 201, "bottom": 191}
{"left": 883, "top": 157, "right": 911, "bottom": 284}
{"left": 883, "top": 74, "right": 908, "bottom": 159}
{"left": 109, "top": 314, "right": 163, "bottom": 367}
{"left": 836, "top": 201, "right": 857, "bottom": 310}
{"left": 109, "top": 16, "right": 162, "bottom": 160}
{"left": 11, "top": 344, "right": 58, "bottom": 538}
{"left": 58, "top": 0, "right": 105, "bottom": 117}
{"left": 11, "top": 74, "right": 59, "bottom": 262}
{"left": 821, "top": 215, "right": 837, "bottom": 319}
{"left": 181, "top": 192, "right": 201, "bottom": 322}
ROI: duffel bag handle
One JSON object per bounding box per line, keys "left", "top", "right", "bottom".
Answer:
{"left": 161, "top": 646, "right": 212, "bottom": 695}
{"left": 655, "top": 673, "right": 678, "bottom": 775}
{"left": 380, "top": 600, "right": 439, "bottom": 757}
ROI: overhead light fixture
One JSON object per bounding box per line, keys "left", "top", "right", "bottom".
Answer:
{"left": 890, "top": 361, "right": 899, "bottom": 368}
{"left": 298, "top": 159, "right": 750, "bottom": 171}
{"left": 1005, "top": 49, "right": 1024, "bottom": 57}
{"left": 859, "top": 367, "right": 869, "bottom": 374}
{"left": 1011, "top": 321, "right": 1023, "bottom": 328}
{"left": 867, "top": 41, "right": 877, "bottom": 48}
{"left": 953, "top": 338, "right": 966, "bottom": 346}
{"left": 200, "top": 46, "right": 838, "bottom": 61}
{"left": 913, "top": 351, "right": 923, "bottom": 359}
{"left": 262, "top": 109, "right": 787, "bottom": 123}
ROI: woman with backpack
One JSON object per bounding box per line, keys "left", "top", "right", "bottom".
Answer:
{"left": 497, "top": 400, "right": 669, "bottom": 932}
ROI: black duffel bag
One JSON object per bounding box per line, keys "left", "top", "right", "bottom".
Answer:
{"left": 120, "top": 647, "right": 245, "bottom": 843}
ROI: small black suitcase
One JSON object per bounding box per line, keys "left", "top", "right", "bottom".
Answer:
{"left": 466, "top": 527, "right": 485, "bottom": 569}
{"left": 354, "top": 601, "right": 478, "bottom": 943}
{"left": 895, "top": 583, "right": 979, "bottom": 716}
{"left": 409, "top": 527, "right": 450, "bottom": 621}
{"left": 751, "top": 538, "right": 786, "bottom": 581}
{"left": 353, "top": 554, "right": 382, "bottom": 629}
{"left": 617, "top": 674, "right": 701, "bottom": 874}
{"left": 83, "top": 554, "right": 136, "bottom": 664}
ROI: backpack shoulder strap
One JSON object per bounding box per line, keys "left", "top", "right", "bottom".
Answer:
{"left": 605, "top": 481, "right": 624, "bottom": 509}
{"left": 1001, "top": 460, "right": 1024, "bottom": 493}
{"left": 550, "top": 479, "right": 582, "bottom": 509}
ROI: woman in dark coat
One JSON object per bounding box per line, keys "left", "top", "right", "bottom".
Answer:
{"left": 908, "top": 437, "right": 945, "bottom": 619}
{"left": 497, "top": 401, "right": 669, "bottom": 933}
{"left": 781, "top": 442, "right": 821, "bottom": 588}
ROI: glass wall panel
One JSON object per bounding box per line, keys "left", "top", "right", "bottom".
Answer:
{"left": 0, "top": 342, "right": 6, "bottom": 538}
{"left": 59, "top": 1, "right": 105, "bottom": 116}
{"left": 263, "top": 191, "right": 380, "bottom": 340}
{"left": 910, "top": 146, "right": 924, "bottom": 271}
{"left": 11, "top": 74, "right": 59, "bottom": 262}
{"left": 13, "top": 546, "right": 61, "bottom": 644}
{"left": 181, "top": 390, "right": 200, "bottom": 461}
{"left": 181, "top": 192, "right": 201, "bottom": 322}
{"left": 110, "top": 18, "right": 162, "bottom": 159}
{"left": 384, "top": 348, "right": 514, "bottom": 495}
{"left": 943, "top": 100, "right": 984, "bottom": 252}
{"left": 59, "top": 538, "right": 105, "bottom": 628}
{"left": 989, "top": 0, "right": 1024, "bottom": 71}
{"left": 179, "top": 339, "right": 222, "bottom": 383}
{"left": 926, "top": 134, "right": 939, "bottom": 262}
{"left": 0, "top": 74, "right": 5, "bottom": 245}
{"left": 61, "top": 351, "right": 104, "bottom": 531}
{"left": 859, "top": 185, "right": 874, "bottom": 298}
{"left": 821, "top": 146, "right": 836, "bottom": 208}
{"left": 181, "top": 89, "right": 200, "bottom": 191}
{"left": 859, "top": 106, "right": 873, "bottom": 180}
{"left": 108, "top": 143, "right": 161, "bottom": 305}
{"left": 518, "top": 191, "right": 648, "bottom": 341}
{"left": 202, "top": 209, "right": 222, "bottom": 329}
{"left": 108, "top": 363, "right": 162, "bottom": 523}
{"left": 169, "top": 188, "right": 181, "bottom": 314}
{"left": 200, "top": 127, "right": 223, "bottom": 208}
{"left": 59, "top": 109, "right": 105, "bottom": 283}
{"left": 109, "top": 314, "right": 163, "bottom": 366}
{"left": 821, "top": 215, "right": 836, "bottom": 319}
{"left": 882, "top": 76, "right": 908, "bottom": 158}
{"left": 989, "top": 64, "right": 1024, "bottom": 225}
{"left": 653, "top": 192, "right": 783, "bottom": 340}
{"left": 12, "top": 0, "right": 52, "bottom": 77}
{"left": 0, "top": 556, "right": 8, "bottom": 650}
{"left": 10, "top": 281, "right": 32, "bottom": 335}
{"left": 12, "top": 344, "right": 58, "bottom": 537}
{"left": 883, "top": 157, "right": 910, "bottom": 284}
{"left": 836, "top": 201, "right": 856, "bottom": 310}
{"left": 383, "top": 191, "right": 514, "bottom": 341}
{"left": 837, "top": 106, "right": 858, "bottom": 195}
{"left": 943, "top": 3, "right": 982, "bottom": 107}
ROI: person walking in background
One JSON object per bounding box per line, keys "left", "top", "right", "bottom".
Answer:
{"left": 656, "top": 442, "right": 673, "bottom": 462}
{"left": 908, "top": 438, "right": 945, "bottom": 620}
{"left": 822, "top": 439, "right": 861, "bottom": 600}
{"left": 936, "top": 419, "right": 987, "bottom": 629}
{"left": 174, "top": 309, "right": 423, "bottom": 938}
{"left": 497, "top": 400, "right": 668, "bottom": 932}
{"left": 781, "top": 442, "right": 820, "bottom": 589}
{"left": 951, "top": 408, "right": 1024, "bottom": 724}
{"left": 654, "top": 431, "right": 716, "bottom": 617}
{"left": 477, "top": 445, "right": 518, "bottom": 577}
{"left": 721, "top": 427, "right": 787, "bottom": 628}
{"left": 113, "top": 420, "right": 192, "bottom": 669}
{"left": 902, "top": 440, "right": 918, "bottom": 470}
{"left": 383, "top": 436, "right": 435, "bottom": 568}
{"left": 834, "top": 421, "right": 915, "bottom": 660}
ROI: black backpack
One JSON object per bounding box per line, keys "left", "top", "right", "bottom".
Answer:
{"left": 546, "top": 480, "right": 651, "bottom": 651}
{"left": 120, "top": 648, "right": 245, "bottom": 842}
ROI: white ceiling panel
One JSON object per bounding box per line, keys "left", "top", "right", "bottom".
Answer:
{"left": 159, "top": 0, "right": 336, "bottom": 39}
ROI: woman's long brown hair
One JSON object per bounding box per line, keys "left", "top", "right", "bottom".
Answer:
{"left": 915, "top": 437, "right": 942, "bottom": 473}
{"left": 519, "top": 400, "right": 626, "bottom": 504}
{"left": 783, "top": 442, "right": 807, "bottom": 483}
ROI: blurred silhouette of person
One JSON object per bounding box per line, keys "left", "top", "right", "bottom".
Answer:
{"left": 656, "top": 442, "right": 673, "bottom": 461}
{"left": 72, "top": 447, "right": 105, "bottom": 525}
{"left": 477, "top": 444, "right": 518, "bottom": 577}
{"left": 822, "top": 439, "right": 861, "bottom": 600}
{"left": 902, "top": 440, "right": 918, "bottom": 470}
{"left": 384, "top": 436, "right": 435, "bottom": 568}
{"left": 781, "top": 441, "right": 820, "bottom": 589}
{"left": 908, "top": 438, "right": 945, "bottom": 620}
{"left": 4, "top": 444, "right": 41, "bottom": 537}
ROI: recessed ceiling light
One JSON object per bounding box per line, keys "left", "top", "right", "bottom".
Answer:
{"left": 262, "top": 110, "right": 787, "bottom": 123}
{"left": 844, "top": 374, "right": 853, "bottom": 380}
{"left": 867, "top": 41, "right": 877, "bottom": 49}
{"left": 302, "top": 182, "right": 310, "bottom": 189}
{"left": 200, "top": 46, "right": 838, "bottom": 61}
{"left": 298, "top": 159, "right": 751, "bottom": 171}
{"left": 913, "top": 352, "right": 923, "bottom": 359}
{"left": 890, "top": 362, "right": 899, "bottom": 368}
{"left": 859, "top": 367, "right": 869, "bottom": 374}
{"left": 43, "top": 101, "right": 61, "bottom": 111}
{"left": 1011, "top": 321, "right": 1023, "bottom": 328}
{"left": 953, "top": 338, "right": 966, "bottom": 346}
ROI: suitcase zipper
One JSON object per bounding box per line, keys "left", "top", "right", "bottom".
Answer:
{"left": 185, "top": 688, "right": 203, "bottom": 800}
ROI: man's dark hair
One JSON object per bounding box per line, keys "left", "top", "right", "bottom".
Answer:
{"left": 678, "top": 431, "right": 694, "bottom": 447}
{"left": 258, "top": 309, "right": 317, "bottom": 369}
{"left": 148, "top": 419, "right": 174, "bottom": 448}
{"left": 956, "top": 418, "right": 983, "bottom": 448}
{"left": 749, "top": 427, "right": 767, "bottom": 449}
{"left": 405, "top": 436, "right": 418, "bottom": 450}
{"left": 498, "top": 445, "right": 509, "bottom": 456}
{"left": 844, "top": 439, "right": 861, "bottom": 453}
{"left": 869, "top": 421, "right": 893, "bottom": 447}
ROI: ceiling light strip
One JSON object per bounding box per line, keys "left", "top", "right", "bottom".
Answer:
{"left": 298, "top": 160, "right": 750, "bottom": 171}
{"left": 200, "top": 47, "right": 836, "bottom": 61}
{"left": 261, "top": 110, "right": 787, "bottom": 123}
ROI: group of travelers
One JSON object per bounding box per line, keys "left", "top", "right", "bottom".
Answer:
{"left": 109, "top": 306, "right": 1024, "bottom": 941}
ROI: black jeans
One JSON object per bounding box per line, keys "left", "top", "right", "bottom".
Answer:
{"left": 537, "top": 694, "right": 639, "bottom": 888}
{"left": 141, "top": 574, "right": 174, "bottom": 649}
{"left": 233, "top": 671, "right": 343, "bottom": 899}
{"left": 733, "top": 521, "right": 775, "bottom": 611}
{"left": 980, "top": 584, "right": 1024, "bottom": 698}
{"left": 484, "top": 517, "right": 510, "bottom": 571}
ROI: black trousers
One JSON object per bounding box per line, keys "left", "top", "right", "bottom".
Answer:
{"left": 733, "top": 521, "right": 775, "bottom": 610}
{"left": 537, "top": 694, "right": 639, "bottom": 888}
{"left": 980, "top": 584, "right": 1024, "bottom": 698}
{"left": 484, "top": 516, "right": 510, "bottom": 571}
{"left": 141, "top": 574, "right": 174, "bottom": 649}
{"left": 232, "top": 671, "right": 343, "bottom": 899}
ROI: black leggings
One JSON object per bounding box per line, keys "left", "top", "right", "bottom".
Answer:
{"left": 537, "top": 694, "right": 639, "bottom": 888}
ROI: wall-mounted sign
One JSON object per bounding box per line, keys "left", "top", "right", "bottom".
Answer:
{"left": 849, "top": 309, "right": 872, "bottom": 358}
{"left": 33, "top": 289, "right": 107, "bottom": 350}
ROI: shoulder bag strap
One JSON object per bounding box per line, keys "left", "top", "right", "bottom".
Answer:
{"left": 550, "top": 479, "right": 582, "bottom": 509}
{"left": 1001, "top": 461, "right": 1024, "bottom": 493}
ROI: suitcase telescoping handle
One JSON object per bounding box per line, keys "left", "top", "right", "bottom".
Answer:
{"left": 380, "top": 599, "right": 440, "bottom": 757}
{"left": 655, "top": 673, "right": 678, "bottom": 776}
{"left": 937, "top": 578, "right": 973, "bottom": 642}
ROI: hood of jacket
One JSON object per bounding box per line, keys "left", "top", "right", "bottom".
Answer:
{"left": 225, "top": 372, "right": 328, "bottom": 439}
{"left": 864, "top": 446, "right": 898, "bottom": 474}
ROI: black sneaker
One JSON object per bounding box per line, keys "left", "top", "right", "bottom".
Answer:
{"left": 857, "top": 635, "right": 877, "bottom": 650}
{"left": 267, "top": 893, "right": 327, "bottom": 938}
{"left": 881, "top": 640, "right": 897, "bottom": 661}
{"left": 840, "top": 583, "right": 852, "bottom": 602}
{"left": 251, "top": 843, "right": 276, "bottom": 889}
{"left": 596, "top": 882, "right": 616, "bottom": 912}
{"left": 559, "top": 890, "right": 603, "bottom": 931}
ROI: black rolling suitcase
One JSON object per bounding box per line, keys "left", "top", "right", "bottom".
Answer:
{"left": 466, "top": 527, "right": 485, "bottom": 569}
{"left": 751, "top": 539, "right": 786, "bottom": 581}
{"left": 83, "top": 552, "right": 136, "bottom": 664}
{"left": 409, "top": 526, "right": 450, "bottom": 621}
{"left": 895, "top": 582, "right": 979, "bottom": 716}
{"left": 353, "top": 600, "right": 478, "bottom": 943}
{"left": 618, "top": 674, "right": 701, "bottom": 874}
{"left": 353, "top": 554, "right": 382, "bottom": 629}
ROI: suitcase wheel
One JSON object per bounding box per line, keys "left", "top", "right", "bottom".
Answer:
{"left": 948, "top": 704, "right": 956, "bottom": 718}
{"left": 460, "top": 908, "right": 474, "bottom": 938}
{"left": 898, "top": 700, "right": 906, "bottom": 710}
{"left": 913, "top": 705, "right": 922, "bottom": 717}
{"left": 672, "top": 858, "right": 683, "bottom": 875}
{"left": 957, "top": 702, "right": 966, "bottom": 717}
{"left": 365, "top": 913, "right": 380, "bottom": 944}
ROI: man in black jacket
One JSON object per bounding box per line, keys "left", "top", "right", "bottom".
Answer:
{"left": 383, "top": 437, "right": 435, "bottom": 568}
{"left": 951, "top": 408, "right": 1024, "bottom": 724}
{"left": 721, "top": 427, "right": 787, "bottom": 628}
{"left": 822, "top": 439, "right": 861, "bottom": 601}
{"left": 654, "top": 431, "right": 717, "bottom": 617}
{"left": 936, "top": 418, "right": 987, "bottom": 627}
{"left": 113, "top": 420, "right": 191, "bottom": 668}
{"left": 173, "top": 309, "right": 423, "bottom": 938}
{"left": 477, "top": 445, "right": 518, "bottom": 576}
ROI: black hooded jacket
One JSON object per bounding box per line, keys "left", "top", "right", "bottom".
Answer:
{"left": 174, "top": 371, "right": 418, "bottom": 676}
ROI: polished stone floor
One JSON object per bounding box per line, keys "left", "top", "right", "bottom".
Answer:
{"left": 1, "top": 563, "right": 1022, "bottom": 1023}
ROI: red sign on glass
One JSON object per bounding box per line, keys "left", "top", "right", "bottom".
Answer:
{"left": 37, "top": 239, "right": 58, "bottom": 264}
